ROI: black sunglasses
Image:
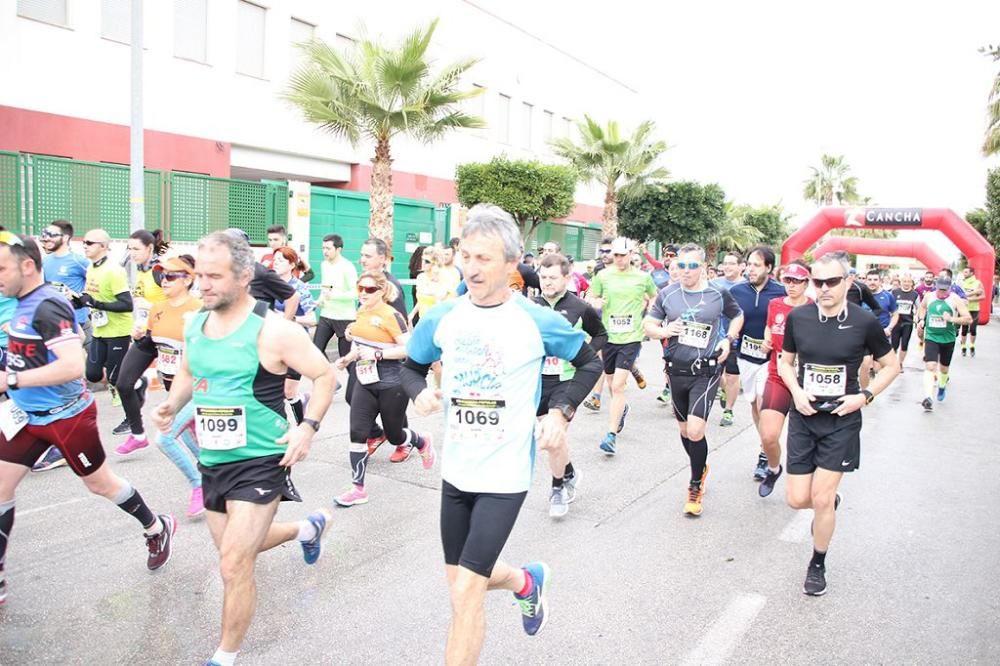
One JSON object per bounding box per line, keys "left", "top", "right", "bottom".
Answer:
{"left": 357, "top": 284, "right": 381, "bottom": 294}
{"left": 782, "top": 277, "right": 808, "bottom": 285}
{"left": 82, "top": 240, "right": 105, "bottom": 247}
{"left": 811, "top": 276, "right": 845, "bottom": 289}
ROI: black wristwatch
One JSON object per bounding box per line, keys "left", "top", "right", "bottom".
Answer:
{"left": 6, "top": 371, "right": 18, "bottom": 390}
{"left": 374, "top": 349, "right": 384, "bottom": 362}
{"left": 301, "top": 418, "right": 321, "bottom": 432}
{"left": 861, "top": 389, "right": 874, "bottom": 405}
{"left": 552, "top": 403, "right": 576, "bottom": 423}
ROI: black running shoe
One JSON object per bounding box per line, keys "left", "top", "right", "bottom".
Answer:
{"left": 921, "top": 397, "right": 933, "bottom": 412}
{"left": 803, "top": 563, "right": 827, "bottom": 596}
{"left": 758, "top": 465, "right": 783, "bottom": 498}
{"left": 112, "top": 418, "right": 132, "bottom": 436}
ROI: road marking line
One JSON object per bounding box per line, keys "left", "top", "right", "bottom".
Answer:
{"left": 778, "top": 509, "right": 813, "bottom": 543}
{"left": 682, "top": 593, "right": 767, "bottom": 666}
{"left": 19, "top": 496, "right": 93, "bottom": 517}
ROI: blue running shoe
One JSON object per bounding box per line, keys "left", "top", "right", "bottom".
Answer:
{"left": 616, "top": 404, "right": 630, "bottom": 434}
{"left": 204, "top": 661, "right": 223, "bottom": 666}
{"left": 599, "top": 432, "right": 617, "bottom": 456}
{"left": 515, "top": 562, "right": 550, "bottom": 636}
{"left": 300, "top": 510, "right": 330, "bottom": 565}
{"left": 936, "top": 385, "right": 946, "bottom": 402}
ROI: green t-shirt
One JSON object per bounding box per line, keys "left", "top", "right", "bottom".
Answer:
{"left": 318, "top": 257, "right": 358, "bottom": 321}
{"left": 962, "top": 276, "right": 982, "bottom": 312}
{"left": 924, "top": 296, "right": 957, "bottom": 344}
{"left": 85, "top": 259, "right": 133, "bottom": 338}
{"left": 590, "top": 267, "right": 657, "bottom": 344}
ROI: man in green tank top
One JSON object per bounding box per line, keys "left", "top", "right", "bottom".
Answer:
{"left": 914, "top": 275, "right": 972, "bottom": 412}
{"left": 152, "top": 230, "right": 338, "bottom": 666}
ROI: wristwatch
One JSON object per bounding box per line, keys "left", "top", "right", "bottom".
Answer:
{"left": 301, "top": 418, "right": 321, "bottom": 432}
{"left": 374, "top": 349, "right": 384, "bottom": 362}
{"left": 861, "top": 389, "right": 875, "bottom": 405}
{"left": 6, "top": 371, "right": 18, "bottom": 390}
{"left": 552, "top": 403, "right": 576, "bottom": 423}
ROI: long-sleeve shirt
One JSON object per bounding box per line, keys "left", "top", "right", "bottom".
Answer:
{"left": 318, "top": 257, "right": 358, "bottom": 321}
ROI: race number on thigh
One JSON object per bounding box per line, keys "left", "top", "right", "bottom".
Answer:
{"left": 449, "top": 397, "right": 504, "bottom": 444}
{"left": 679, "top": 321, "right": 712, "bottom": 349}
{"left": 195, "top": 406, "right": 247, "bottom": 450}
{"left": 802, "top": 363, "right": 846, "bottom": 397}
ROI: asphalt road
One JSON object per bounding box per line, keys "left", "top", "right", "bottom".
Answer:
{"left": 2, "top": 324, "right": 999, "bottom": 665}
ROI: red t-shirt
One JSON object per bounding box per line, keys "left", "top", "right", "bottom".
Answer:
{"left": 766, "top": 297, "right": 813, "bottom": 381}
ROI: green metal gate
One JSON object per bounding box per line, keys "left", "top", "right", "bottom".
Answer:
{"left": 535, "top": 220, "right": 602, "bottom": 261}
{"left": 167, "top": 173, "right": 287, "bottom": 244}
{"left": 0, "top": 151, "right": 22, "bottom": 232}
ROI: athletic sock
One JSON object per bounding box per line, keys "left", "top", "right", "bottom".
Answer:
{"left": 401, "top": 428, "right": 414, "bottom": 446}
{"left": 563, "top": 462, "right": 575, "bottom": 480}
{"left": 552, "top": 476, "right": 564, "bottom": 489}
{"left": 688, "top": 437, "right": 708, "bottom": 484}
{"left": 680, "top": 436, "right": 691, "bottom": 455}
{"left": 349, "top": 450, "right": 368, "bottom": 487}
{"left": 131, "top": 432, "right": 147, "bottom": 441}
{"left": 0, "top": 500, "right": 14, "bottom": 566}
{"left": 211, "top": 648, "right": 238, "bottom": 666}
{"left": 923, "top": 370, "right": 936, "bottom": 399}
{"left": 114, "top": 483, "right": 158, "bottom": 532}
{"left": 296, "top": 519, "right": 317, "bottom": 543}
{"left": 287, "top": 396, "right": 305, "bottom": 424}
{"left": 514, "top": 569, "right": 535, "bottom": 598}
{"left": 810, "top": 549, "right": 827, "bottom": 568}
{"left": 939, "top": 372, "right": 950, "bottom": 388}
{"left": 768, "top": 465, "right": 780, "bottom": 474}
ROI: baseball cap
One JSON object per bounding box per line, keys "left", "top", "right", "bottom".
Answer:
{"left": 782, "top": 263, "right": 810, "bottom": 281}
{"left": 664, "top": 243, "right": 679, "bottom": 255}
{"left": 935, "top": 276, "right": 952, "bottom": 290}
{"left": 611, "top": 238, "right": 631, "bottom": 255}
{"left": 154, "top": 256, "right": 195, "bottom": 275}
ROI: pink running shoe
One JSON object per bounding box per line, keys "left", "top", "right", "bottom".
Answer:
{"left": 115, "top": 435, "right": 149, "bottom": 456}
{"left": 187, "top": 487, "right": 205, "bottom": 518}
{"left": 417, "top": 432, "right": 436, "bottom": 470}
{"left": 334, "top": 485, "right": 369, "bottom": 507}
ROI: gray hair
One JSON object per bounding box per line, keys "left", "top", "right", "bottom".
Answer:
{"left": 462, "top": 204, "right": 522, "bottom": 262}
{"left": 815, "top": 252, "right": 851, "bottom": 277}
{"left": 678, "top": 243, "right": 706, "bottom": 261}
{"left": 200, "top": 230, "right": 255, "bottom": 279}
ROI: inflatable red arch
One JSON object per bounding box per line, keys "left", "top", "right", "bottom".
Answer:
{"left": 782, "top": 208, "right": 995, "bottom": 325}
{"left": 810, "top": 237, "right": 948, "bottom": 274}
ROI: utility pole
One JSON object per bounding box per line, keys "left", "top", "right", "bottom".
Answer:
{"left": 129, "top": 0, "right": 144, "bottom": 236}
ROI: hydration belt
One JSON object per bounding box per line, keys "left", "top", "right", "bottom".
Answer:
{"left": 667, "top": 356, "right": 721, "bottom": 377}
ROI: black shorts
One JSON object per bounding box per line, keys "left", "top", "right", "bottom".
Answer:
{"left": 0, "top": 401, "right": 105, "bottom": 477}
{"left": 668, "top": 372, "right": 722, "bottom": 422}
{"left": 198, "top": 454, "right": 302, "bottom": 513}
{"left": 440, "top": 479, "right": 526, "bottom": 578}
{"left": 724, "top": 351, "right": 740, "bottom": 374}
{"left": 602, "top": 342, "right": 641, "bottom": 375}
{"left": 891, "top": 321, "right": 913, "bottom": 352}
{"left": 536, "top": 377, "right": 561, "bottom": 417}
{"left": 924, "top": 340, "right": 956, "bottom": 366}
{"left": 787, "top": 410, "right": 862, "bottom": 475}
{"left": 760, "top": 377, "right": 792, "bottom": 415}
{"left": 960, "top": 316, "right": 979, "bottom": 337}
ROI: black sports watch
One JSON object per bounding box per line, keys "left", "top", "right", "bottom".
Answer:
{"left": 861, "top": 389, "right": 874, "bottom": 405}
{"left": 552, "top": 403, "right": 576, "bottom": 423}
{"left": 301, "top": 418, "right": 321, "bottom": 432}
{"left": 6, "top": 371, "right": 18, "bottom": 390}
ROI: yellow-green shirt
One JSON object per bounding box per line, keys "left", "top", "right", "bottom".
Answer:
{"left": 85, "top": 259, "right": 133, "bottom": 338}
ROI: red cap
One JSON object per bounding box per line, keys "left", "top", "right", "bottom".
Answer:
{"left": 781, "top": 263, "right": 810, "bottom": 280}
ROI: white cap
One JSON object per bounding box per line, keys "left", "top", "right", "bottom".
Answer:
{"left": 611, "top": 238, "right": 631, "bottom": 255}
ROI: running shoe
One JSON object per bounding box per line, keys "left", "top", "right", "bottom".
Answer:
{"left": 416, "top": 432, "right": 436, "bottom": 470}
{"left": 334, "top": 485, "right": 369, "bottom": 507}
{"left": 759, "top": 465, "right": 783, "bottom": 498}
{"left": 112, "top": 418, "right": 132, "bottom": 436}
{"left": 936, "top": 385, "right": 947, "bottom": 402}
{"left": 389, "top": 444, "right": 412, "bottom": 463}
{"left": 564, "top": 471, "right": 580, "bottom": 503}
{"left": 720, "top": 409, "right": 734, "bottom": 427}
{"left": 0, "top": 567, "right": 6, "bottom": 605}
{"left": 961, "top": 347, "right": 967, "bottom": 357}
{"left": 656, "top": 387, "right": 671, "bottom": 404}
{"left": 115, "top": 435, "right": 149, "bottom": 456}
{"left": 548, "top": 486, "right": 569, "bottom": 518}
{"left": 582, "top": 394, "right": 601, "bottom": 411}
{"left": 921, "top": 397, "right": 933, "bottom": 412}
{"left": 187, "top": 487, "right": 205, "bottom": 518}
{"left": 300, "top": 510, "right": 330, "bottom": 565}
{"left": 616, "top": 403, "right": 630, "bottom": 434}
{"left": 31, "top": 446, "right": 67, "bottom": 472}
{"left": 683, "top": 483, "right": 704, "bottom": 517}
{"left": 516, "top": 562, "right": 550, "bottom": 636}
{"left": 753, "top": 453, "right": 768, "bottom": 481}
{"left": 971, "top": 348, "right": 976, "bottom": 358}
{"left": 630, "top": 365, "right": 647, "bottom": 389}
{"left": 699, "top": 464, "right": 710, "bottom": 496}
{"left": 146, "top": 514, "right": 176, "bottom": 571}
{"left": 366, "top": 433, "right": 388, "bottom": 457}
{"left": 718, "top": 388, "right": 726, "bottom": 407}
{"left": 204, "top": 662, "right": 223, "bottom": 666}
{"left": 599, "top": 432, "right": 617, "bottom": 456}
{"left": 803, "top": 563, "right": 827, "bottom": 596}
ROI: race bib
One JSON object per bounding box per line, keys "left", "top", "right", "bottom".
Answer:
{"left": 679, "top": 321, "right": 712, "bottom": 349}
{"left": 90, "top": 309, "right": 108, "bottom": 328}
{"left": 134, "top": 308, "right": 150, "bottom": 327}
{"left": 542, "top": 356, "right": 563, "bottom": 376}
{"left": 195, "top": 406, "right": 247, "bottom": 451}
{"left": 157, "top": 346, "right": 180, "bottom": 376}
{"left": 356, "top": 359, "right": 380, "bottom": 385}
{"left": 897, "top": 301, "right": 913, "bottom": 315}
{"left": 51, "top": 282, "right": 75, "bottom": 300}
{"left": 0, "top": 400, "right": 29, "bottom": 440}
{"left": 802, "top": 363, "right": 846, "bottom": 397}
{"left": 928, "top": 315, "right": 946, "bottom": 328}
{"left": 740, "top": 336, "right": 768, "bottom": 360}
{"left": 448, "top": 397, "right": 505, "bottom": 444}
{"left": 608, "top": 314, "right": 634, "bottom": 334}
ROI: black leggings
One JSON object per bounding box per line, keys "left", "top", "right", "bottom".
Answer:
{"left": 313, "top": 317, "right": 352, "bottom": 360}
{"left": 960, "top": 316, "right": 979, "bottom": 338}
{"left": 348, "top": 381, "right": 409, "bottom": 445}
{"left": 891, "top": 321, "right": 913, "bottom": 352}
{"left": 85, "top": 336, "right": 131, "bottom": 386}
{"left": 116, "top": 343, "right": 157, "bottom": 435}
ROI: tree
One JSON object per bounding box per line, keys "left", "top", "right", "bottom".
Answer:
{"left": 617, "top": 181, "right": 725, "bottom": 249}
{"left": 981, "top": 44, "right": 1000, "bottom": 156}
{"left": 802, "top": 154, "right": 862, "bottom": 206}
{"left": 703, "top": 204, "right": 764, "bottom": 261}
{"left": 550, "top": 115, "right": 669, "bottom": 237}
{"left": 284, "top": 19, "right": 485, "bottom": 246}
{"left": 455, "top": 158, "right": 577, "bottom": 242}
{"left": 726, "top": 203, "right": 791, "bottom": 250}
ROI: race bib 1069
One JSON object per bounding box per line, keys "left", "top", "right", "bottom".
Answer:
{"left": 448, "top": 397, "right": 505, "bottom": 444}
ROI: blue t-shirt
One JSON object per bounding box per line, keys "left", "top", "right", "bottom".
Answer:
{"left": 43, "top": 252, "right": 90, "bottom": 325}
{"left": 0, "top": 295, "right": 17, "bottom": 348}
{"left": 710, "top": 276, "right": 744, "bottom": 347}
{"left": 407, "top": 294, "right": 585, "bottom": 493}
{"left": 871, "top": 289, "right": 898, "bottom": 329}
{"left": 275, "top": 277, "right": 317, "bottom": 318}
{"left": 730, "top": 279, "right": 787, "bottom": 364}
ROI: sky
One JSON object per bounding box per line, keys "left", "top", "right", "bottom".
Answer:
{"left": 474, "top": 0, "right": 1000, "bottom": 257}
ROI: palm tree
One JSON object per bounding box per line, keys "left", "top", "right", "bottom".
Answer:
{"left": 802, "top": 154, "right": 861, "bottom": 206}
{"left": 550, "top": 115, "right": 669, "bottom": 237}
{"left": 981, "top": 44, "right": 1000, "bottom": 156}
{"left": 704, "top": 204, "right": 764, "bottom": 262}
{"left": 284, "top": 19, "right": 485, "bottom": 245}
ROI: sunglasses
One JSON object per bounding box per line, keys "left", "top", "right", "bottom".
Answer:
{"left": 598, "top": 249, "right": 612, "bottom": 254}
{"left": 811, "top": 276, "right": 845, "bottom": 289}
{"left": 782, "top": 277, "right": 808, "bottom": 285}
{"left": 677, "top": 261, "right": 702, "bottom": 270}
{"left": 40, "top": 230, "right": 65, "bottom": 239}
{"left": 160, "top": 271, "right": 190, "bottom": 282}
{"left": 82, "top": 240, "right": 105, "bottom": 247}
{"left": 357, "top": 284, "right": 381, "bottom": 294}
{"left": 613, "top": 253, "right": 629, "bottom": 257}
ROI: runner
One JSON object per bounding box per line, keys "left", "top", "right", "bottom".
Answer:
{"left": 0, "top": 232, "right": 175, "bottom": 607}
{"left": 272, "top": 247, "right": 318, "bottom": 425}
{"left": 890, "top": 275, "right": 919, "bottom": 371}
{"left": 757, "top": 261, "right": 813, "bottom": 498}
{"left": 152, "top": 230, "right": 336, "bottom": 666}
{"left": 915, "top": 275, "right": 973, "bottom": 411}
{"left": 313, "top": 233, "right": 357, "bottom": 362}
{"left": 333, "top": 270, "right": 434, "bottom": 507}
{"left": 400, "top": 204, "right": 601, "bottom": 663}
{"left": 656, "top": 257, "right": 682, "bottom": 405}
{"left": 710, "top": 252, "right": 744, "bottom": 426}
{"left": 261, "top": 224, "right": 314, "bottom": 282}
{"left": 73, "top": 229, "right": 134, "bottom": 434}
{"left": 410, "top": 246, "right": 456, "bottom": 326}
{"left": 959, "top": 266, "right": 984, "bottom": 357}
{"left": 587, "top": 238, "right": 657, "bottom": 455}
{"left": 729, "top": 246, "right": 786, "bottom": 480}
{"left": 534, "top": 253, "right": 607, "bottom": 517}
{"left": 779, "top": 253, "right": 899, "bottom": 596}
{"left": 864, "top": 269, "right": 898, "bottom": 378}
{"left": 644, "top": 243, "right": 743, "bottom": 516}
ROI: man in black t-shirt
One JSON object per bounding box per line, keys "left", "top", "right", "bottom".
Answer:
{"left": 779, "top": 253, "right": 898, "bottom": 597}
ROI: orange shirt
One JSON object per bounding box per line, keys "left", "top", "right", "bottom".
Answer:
{"left": 146, "top": 296, "right": 203, "bottom": 376}
{"left": 350, "top": 302, "right": 408, "bottom": 347}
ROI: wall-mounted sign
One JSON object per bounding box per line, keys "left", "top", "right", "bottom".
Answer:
{"left": 405, "top": 233, "right": 418, "bottom": 243}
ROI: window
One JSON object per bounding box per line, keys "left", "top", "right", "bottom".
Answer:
{"left": 543, "top": 110, "right": 554, "bottom": 142}
{"left": 17, "top": 0, "right": 67, "bottom": 27}
{"left": 237, "top": 0, "right": 266, "bottom": 78}
{"left": 289, "top": 18, "right": 314, "bottom": 68}
{"left": 469, "top": 84, "right": 486, "bottom": 137}
{"left": 175, "top": 0, "right": 208, "bottom": 63}
{"left": 101, "top": 0, "right": 129, "bottom": 43}
{"left": 497, "top": 94, "right": 511, "bottom": 144}
{"left": 522, "top": 103, "right": 533, "bottom": 150}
